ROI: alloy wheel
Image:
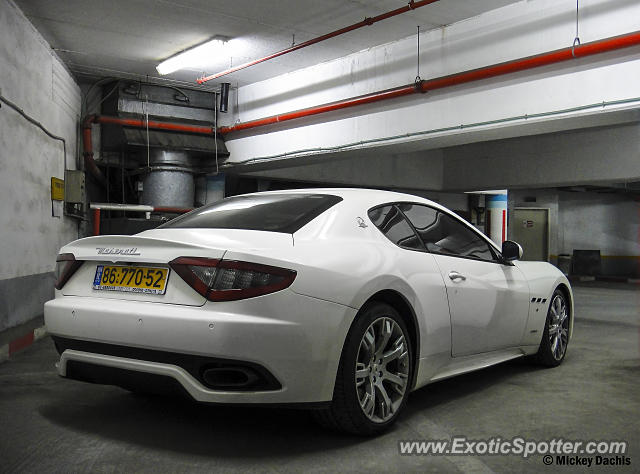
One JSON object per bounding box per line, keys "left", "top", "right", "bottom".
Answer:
{"left": 355, "top": 317, "right": 410, "bottom": 423}
{"left": 548, "top": 294, "right": 569, "bottom": 361}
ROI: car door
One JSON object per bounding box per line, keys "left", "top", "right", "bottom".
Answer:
{"left": 399, "top": 203, "right": 530, "bottom": 357}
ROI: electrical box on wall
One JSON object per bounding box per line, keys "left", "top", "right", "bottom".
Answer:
{"left": 50, "top": 177, "right": 64, "bottom": 201}
{"left": 50, "top": 177, "right": 64, "bottom": 218}
{"left": 64, "top": 170, "right": 86, "bottom": 218}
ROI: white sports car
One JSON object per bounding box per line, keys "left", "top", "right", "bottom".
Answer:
{"left": 45, "top": 188, "right": 572, "bottom": 434}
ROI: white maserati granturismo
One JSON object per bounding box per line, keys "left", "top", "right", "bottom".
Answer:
{"left": 45, "top": 188, "right": 572, "bottom": 435}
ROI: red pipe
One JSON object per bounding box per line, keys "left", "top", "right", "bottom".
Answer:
{"left": 197, "top": 0, "right": 441, "bottom": 83}
{"left": 90, "top": 115, "right": 214, "bottom": 134}
{"left": 153, "top": 206, "right": 194, "bottom": 214}
{"left": 82, "top": 118, "right": 108, "bottom": 187}
{"left": 82, "top": 114, "right": 215, "bottom": 186}
{"left": 93, "top": 208, "right": 101, "bottom": 236}
{"left": 218, "top": 30, "right": 640, "bottom": 135}
{"left": 421, "top": 30, "right": 640, "bottom": 91}
{"left": 221, "top": 86, "right": 417, "bottom": 133}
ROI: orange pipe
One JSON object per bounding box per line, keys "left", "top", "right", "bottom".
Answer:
{"left": 90, "top": 115, "right": 214, "bottom": 134}
{"left": 219, "top": 30, "right": 640, "bottom": 135}
{"left": 153, "top": 206, "right": 194, "bottom": 214}
{"left": 93, "top": 208, "right": 101, "bottom": 236}
{"left": 82, "top": 114, "right": 215, "bottom": 186}
{"left": 197, "top": 0, "right": 441, "bottom": 83}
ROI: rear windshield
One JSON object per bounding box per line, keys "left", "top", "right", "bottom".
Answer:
{"left": 159, "top": 193, "right": 342, "bottom": 233}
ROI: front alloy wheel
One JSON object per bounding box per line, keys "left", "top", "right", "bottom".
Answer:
{"left": 534, "top": 289, "right": 570, "bottom": 366}
{"left": 548, "top": 293, "right": 569, "bottom": 361}
{"left": 313, "top": 302, "right": 413, "bottom": 435}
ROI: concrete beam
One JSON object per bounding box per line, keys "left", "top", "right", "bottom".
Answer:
{"left": 443, "top": 123, "right": 640, "bottom": 191}
{"left": 223, "top": 0, "right": 640, "bottom": 167}
{"left": 235, "top": 149, "right": 444, "bottom": 191}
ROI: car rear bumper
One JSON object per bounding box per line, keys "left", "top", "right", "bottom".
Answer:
{"left": 44, "top": 290, "right": 357, "bottom": 404}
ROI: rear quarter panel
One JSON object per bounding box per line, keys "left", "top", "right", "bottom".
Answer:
{"left": 248, "top": 202, "right": 455, "bottom": 372}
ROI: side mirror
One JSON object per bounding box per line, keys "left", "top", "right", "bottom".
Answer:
{"left": 502, "top": 240, "right": 523, "bottom": 262}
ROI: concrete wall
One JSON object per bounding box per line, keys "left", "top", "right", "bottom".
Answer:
{"left": 559, "top": 192, "right": 639, "bottom": 276}
{"left": 509, "top": 189, "right": 639, "bottom": 276}
{"left": 222, "top": 0, "right": 640, "bottom": 174}
{"left": 0, "top": 0, "right": 80, "bottom": 332}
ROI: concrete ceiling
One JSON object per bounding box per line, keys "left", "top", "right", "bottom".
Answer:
{"left": 15, "top": 0, "right": 521, "bottom": 88}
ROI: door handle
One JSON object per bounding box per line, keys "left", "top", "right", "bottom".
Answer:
{"left": 448, "top": 271, "right": 466, "bottom": 281}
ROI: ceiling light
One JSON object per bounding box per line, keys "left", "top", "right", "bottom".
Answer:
{"left": 156, "top": 38, "right": 228, "bottom": 76}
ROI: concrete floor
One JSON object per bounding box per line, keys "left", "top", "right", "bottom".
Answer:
{"left": 0, "top": 282, "right": 638, "bottom": 473}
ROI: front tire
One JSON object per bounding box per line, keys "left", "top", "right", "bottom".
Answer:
{"left": 534, "top": 289, "right": 570, "bottom": 367}
{"left": 314, "top": 302, "right": 412, "bottom": 435}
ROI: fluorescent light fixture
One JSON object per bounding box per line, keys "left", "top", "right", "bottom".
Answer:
{"left": 156, "top": 38, "right": 228, "bottom": 75}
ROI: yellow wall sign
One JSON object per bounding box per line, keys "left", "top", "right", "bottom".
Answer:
{"left": 51, "top": 177, "right": 65, "bottom": 201}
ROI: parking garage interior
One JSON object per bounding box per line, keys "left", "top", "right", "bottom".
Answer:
{"left": 0, "top": 0, "right": 638, "bottom": 472}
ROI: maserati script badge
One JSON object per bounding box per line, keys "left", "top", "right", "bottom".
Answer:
{"left": 96, "top": 247, "right": 141, "bottom": 256}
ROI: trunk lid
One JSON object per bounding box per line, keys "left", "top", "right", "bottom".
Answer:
{"left": 60, "top": 229, "right": 293, "bottom": 305}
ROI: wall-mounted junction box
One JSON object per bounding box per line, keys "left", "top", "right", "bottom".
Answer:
{"left": 64, "top": 170, "right": 85, "bottom": 218}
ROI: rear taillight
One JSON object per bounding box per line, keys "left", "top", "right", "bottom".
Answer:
{"left": 55, "top": 253, "right": 83, "bottom": 290}
{"left": 169, "top": 257, "right": 296, "bottom": 302}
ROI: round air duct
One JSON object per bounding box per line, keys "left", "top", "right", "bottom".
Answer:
{"left": 141, "top": 150, "right": 196, "bottom": 208}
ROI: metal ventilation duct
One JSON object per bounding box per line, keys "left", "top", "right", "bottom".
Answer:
{"left": 141, "top": 150, "right": 196, "bottom": 208}
{"left": 100, "top": 81, "right": 228, "bottom": 160}
{"left": 97, "top": 81, "right": 228, "bottom": 209}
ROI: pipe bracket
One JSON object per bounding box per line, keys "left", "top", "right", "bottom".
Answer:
{"left": 572, "top": 37, "right": 581, "bottom": 57}
{"left": 414, "top": 79, "right": 427, "bottom": 93}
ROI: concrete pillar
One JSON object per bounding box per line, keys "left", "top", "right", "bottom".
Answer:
{"left": 486, "top": 193, "right": 508, "bottom": 245}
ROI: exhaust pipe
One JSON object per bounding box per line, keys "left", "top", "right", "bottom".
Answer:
{"left": 201, "top": 366, "right": 260, "bottom": 390}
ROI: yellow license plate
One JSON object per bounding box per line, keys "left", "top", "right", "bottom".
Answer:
{"left": 93, "top": 265, "right": 169, "bottom": 295}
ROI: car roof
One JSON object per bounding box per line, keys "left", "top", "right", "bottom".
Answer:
{"left": 248, "top": 188, "right": 501, "bottom": 252}
{"left": 242, "top": 187, "right": 450, "bottom": 213}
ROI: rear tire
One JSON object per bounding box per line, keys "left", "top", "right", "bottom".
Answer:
{"left": 534, "top": 289, "right": 570, "bottom": 367}
{"left": 313, "top": 302, "right": 413, "bottom": 435}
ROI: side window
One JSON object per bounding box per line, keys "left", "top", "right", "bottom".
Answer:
{"left": 399, "top": 203, "right": 496, "bottom": 261}
{"left": 368, "top": 205, "right": 423, "bottom": 251}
